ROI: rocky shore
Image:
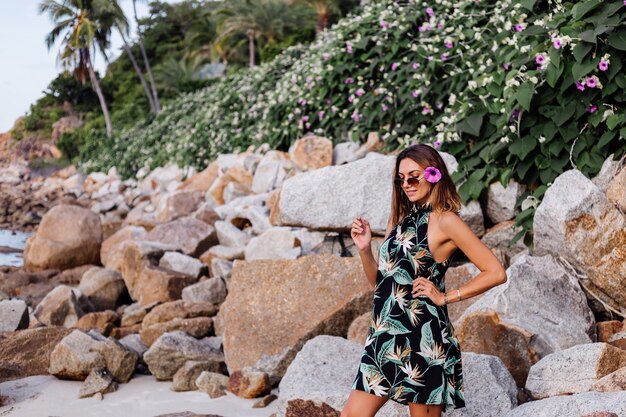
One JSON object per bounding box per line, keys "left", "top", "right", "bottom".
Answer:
{"left": 0, "top": 135, "right": 625, "bottom": 417}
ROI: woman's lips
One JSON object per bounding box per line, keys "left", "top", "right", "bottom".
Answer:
{"left": 406, "top": 190, "right": 417, "bottom": 195}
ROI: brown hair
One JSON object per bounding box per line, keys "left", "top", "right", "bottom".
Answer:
{"left": 389, "top": 144, "right": 462, "bottom": 227}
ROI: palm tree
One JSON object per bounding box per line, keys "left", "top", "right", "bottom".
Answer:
{"left": 39, "top": 0, "right": 115, "bottom": 136}
{"left": 294, "top": 0, "right": 338, "bottom": 33}
{"left": 213, "top": 0, "right": 291, "bottom": 68}
{"left": 132, "top": 0, "right": 160, "bottom": 112}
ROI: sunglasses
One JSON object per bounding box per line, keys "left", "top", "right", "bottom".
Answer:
{"left": 394, "top": 174, "right": 423, "bottom": 187}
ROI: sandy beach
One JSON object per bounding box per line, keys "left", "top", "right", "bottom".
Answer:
{"left": 0, "top": 374, "right": 278, "bottom": 417}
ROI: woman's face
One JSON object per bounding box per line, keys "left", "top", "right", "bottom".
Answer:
{"left": 397, "top": 157, "right": 431, "bottom": 204}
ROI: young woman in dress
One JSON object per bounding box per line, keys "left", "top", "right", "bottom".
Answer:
{"left": 342, "top": 143, "right": 507, "bottom": 417}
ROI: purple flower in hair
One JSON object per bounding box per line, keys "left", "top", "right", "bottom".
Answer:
{"left": 424, "top": 166, "right": 442, "bottom": 183}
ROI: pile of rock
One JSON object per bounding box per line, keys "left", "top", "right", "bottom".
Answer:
{"left": 0, "top": 135, "right": 624, "bottom": 417}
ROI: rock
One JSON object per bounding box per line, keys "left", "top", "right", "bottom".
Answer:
{"left": 195, "top": 371, "right": 229, "bottom": 398}
{"left": 118, "top": 333, "right": 148, "bottom": 358}
{"left": 456, "top": 254, "right": 595, "bottom": 359}
{"left": 608, "top": 331, "right": 626, "bottom": 350}
{"left": 156, "top": 190, "right": 203, "bottom": 223}
{"left": 106, "top": 240, "right": 177, "bottom": 301}
{"left": 74, "top": 310, "right": 119, "bottom": 336}
{"left": 333, "top": 141, "right": 362, "bottom": 165}
{"left": 33, "top": 285, "right": 88, "bottom": 327}
{"left": 134, "top": 265, "right": 197, "bottom": 307}
{"left": 525, "top": 343, "right": 626, "bottom": 399}
{"left": 159, "top": 251, "right": 204, "bottom": 278}
{"left": 251, "top": 151, "right": 292, "bottom": 194}
{"left": 0, "top": 326, "right": 72, "bottom": 383}
{"left": 244, "top": 227, "right": 301, "bottom": 260}
{"left": 253, "top": 393, "right": 278, "bottom": 408}
{"left": 219, "top": 254, "right": 373, "bottom": 383}
{"left": 592, "top": 366, "right": 626, "bottom": 392}
{"left": 214, "top": 220, "right": 250, "bottom": 248}
{"left": 56, "top": 264, "right": 95, "bottom": 286}
{"left": 171, "top": 360, "right": 225, "bottom": 392}
{"left": 145, "top": 218, "right": 217, "bottom": 257}
{"left": 100, "top": 225, "right": 147, "bottom": 267}
{"left": 210, "top": 259, "right": 233, "bottom": 280}
{"left": 51, "top": 114, "right": 83, "bottom": 142}
{"left": 442, "top": 263, "right": 482, "bottom": 324}
{"left": 227, "top": 369, "right": 272, "bottom": 399}
{"left": 178, "top": 161, "right": 219, "bottom": 193}
{"left": 591, "top": 153, "right": 624, "bottom": 193}
{"left": 484, "top": 179, "right": 526, "bottom": 224}
{"left": 291, "top": 228, "right": 328, "bottom": 256}
{"left": 78, "top": 267, "right": 127, "bottom": 311}
{"left": 501, "top": 391, "right": 626, "bottom": 417}
{"left": 533, "top": 169, "right": 626, "bottom": 307}
{"left": 139, "top": 163, "right": 184, "bottom": 194}
{"left": 140, "top": 317, "right": 213, "bottom": 346}
{"left": 199, "top": 245, "right": 245, "bottom": 262}
{"left": 49, "top": 329, "right": 138, "bottom": 382}
{"left": 78, "top": 367, "right": 118, "bottom": 398}
{"left": 142, "top": 300, "right": 219, "bottom": 328}
{"left": 346, "top": 313, "right": 370, "bottom": 345}
{"left": 457, "top": 309, "right": 539, "bottom": 387}
{"left": 23, "top": 204, "right": 102, "bottom": 271}
{"left": 288, "top": 135, "right": 333, "bottom": 171}
{"left": 458, "top": 200, "right": 485, "bottom": 237}
{"left": 597, "top": 320, "right": 624, "bottom": 343}
{"left": 143, "top": 331, "right": 225, "bottom": 380}
{"left": 0, "top": 299, "right": 29, "bottom": 332}
{"left": 481, "top": 221, "right": 528, "bottom": 258}
{"left": 182, "top": 277, "right": 228, "bottom": 305}
{"left": 120, "top": 302, "right": 156, "bottom": 327}
{"left": 206, "top": 163, "right": 253, "bottom": 206}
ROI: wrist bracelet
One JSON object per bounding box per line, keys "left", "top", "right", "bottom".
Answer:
{"left": 444, "top": 293, "right": 448, "bottom": 305}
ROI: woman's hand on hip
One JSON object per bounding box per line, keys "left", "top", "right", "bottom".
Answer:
{"left": 412, "top": 277, "right": 446, "bottom": 306}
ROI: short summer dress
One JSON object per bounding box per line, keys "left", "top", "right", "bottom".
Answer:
{"left": 351, "top": 201, "right": 465, "bottom": 412}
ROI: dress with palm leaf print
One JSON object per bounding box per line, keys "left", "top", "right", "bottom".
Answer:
{"left": 351, "top": 201, "right": 465, "bottom": 412}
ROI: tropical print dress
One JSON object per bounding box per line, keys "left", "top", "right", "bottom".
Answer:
{"left": 351, "top": 201, "right": 465, "bottom": 412}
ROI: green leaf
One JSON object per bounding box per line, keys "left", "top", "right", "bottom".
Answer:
{"left": 572, "top": 60, "right": 597, "bottom": 81}
{"left": 516, "top": 81, "right": 534, "bottom": 111}
{"left": 608, "top": 29, "right": 626, "bottom": 51}
{"left": 520, "top": 0, "right": 537, "bottom": 11}
{"left": 456, "top": 113, "right": 483, "bottom": 137}
{"left": 572, "top": 0, "right": 602, "bottom": 20}
{"left": 598, "top": 131, "right": 617, "bottom": 148}
{"left": 572, "top": 43, "right": 593, "bottom": 63}
{"left": 552, "top": 102, "right": 577, "bottom": 126}
{"left": 606, "top": 114, "right": 625, "bottom": 130}
{"left": 546, "top": 63, "right": 563, "bottom": 88}
{"left": 579, "top": 30, "right": 597, "bottom": 44}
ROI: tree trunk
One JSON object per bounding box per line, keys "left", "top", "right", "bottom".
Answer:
{"left": 119, "top": 28, "right": 156, "bottom": 113}
{"left": 248, "top": 29, "right": 255, "bottom": 68}
{"left": 133, "top": 0, "right": 161, "bottom": 113}
{"left": 316, "top": 11, "right": 329, "bottom": 33}
{"left": 85, "top": 50, "right": 113, "bottom": 137}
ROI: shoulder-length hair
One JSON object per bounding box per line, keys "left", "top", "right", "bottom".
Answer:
{"left": 389, "top": 144, "right": 462, "bottom": 227}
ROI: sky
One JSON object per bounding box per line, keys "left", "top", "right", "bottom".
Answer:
{"left": 0, "top": 0, "right": 179, "bottom": 133}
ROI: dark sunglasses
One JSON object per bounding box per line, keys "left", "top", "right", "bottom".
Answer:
{"left": 394, "top": 175, "right": 423, "bottom": 187}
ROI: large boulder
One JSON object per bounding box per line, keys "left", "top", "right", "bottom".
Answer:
{"left": 525, "top": 342, "right": 626, "bottom": 399}
{"left": 23, "top": 204, "right": 102, "bottom": 271}
{"left": 33, "top": 285, "right": 89, "bottom": 327}
{"left": 145, "top": 217, "right": 217, "bottom": 257}
{"left": 219, "top": 254, "right": 373, "bottom": 383}
{"left": 502, "top": 391, "right": 626, "bottom": 417}
{"left": 100, "top": 225, "right": 147, "bottom": 268}
{"left": 0, "top": 299, "right": 29, "bottom": 332}
{"left": 484, "top": 179, "right": 526, "bottom": 224}
{"left": 533, "top": 169, "right": 626, "bottom": 308}
{"left": 0, "top": 326, "right": 72, "bottom": 383}
{"left": 288, "top": 135, "right": 333, "bottom": 171}
{"left": 78, "top": 267, "right": 127, "bottom": 311}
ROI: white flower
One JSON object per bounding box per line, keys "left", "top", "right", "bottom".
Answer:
{"left": 500, "top": 136, "right": 511, "bottom": 144}
{"left": 538, "top": 135, "right": 546, "bottom": 143}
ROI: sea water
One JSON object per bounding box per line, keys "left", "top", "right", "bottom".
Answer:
{"left": 0, "top": 229, "right": 31, "bottom": 267}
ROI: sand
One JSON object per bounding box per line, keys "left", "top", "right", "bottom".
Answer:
{"left": 0, "top": 374, "right": 278, "bottom": 417}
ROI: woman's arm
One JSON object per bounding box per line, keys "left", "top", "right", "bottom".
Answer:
{"left": 439, "top": 212, "right": 507, "bottom": 303}
{"left": 358, "top": 216, "right": 394, "bottom": 289}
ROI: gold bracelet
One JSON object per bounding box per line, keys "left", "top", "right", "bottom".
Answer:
{"left": 457, "top": 288, "right": 461, "bottom": 302}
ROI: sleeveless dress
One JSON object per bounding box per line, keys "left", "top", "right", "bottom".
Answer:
{"left": 351, "top": 202, "right": 465, "bottom": 412}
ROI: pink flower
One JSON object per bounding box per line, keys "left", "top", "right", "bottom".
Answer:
{"left": 322, "top": 53, "right": 329, "bottom": 61}
{"left": 422, "top": 105, "right": 432, "bottom": 115}
{"left": 380, "top": 20, "right": 388, "bottom": 29}
{"left": 307, "top": 82, "right": 315, "bottom": 89}
{"left": 437, "top": 22, "right": 444, "bottom": 29}
{"left": 586, "top": 77, "right": 597, "bottom": 88}
{"left": 575, "top": 82, "right": 585, "bottom": 91}
{"left": 514, "top": 24, "right": 524, "bottom": 32}
{"left": 344, "top": 77, "right": 354, "bottom": 84}
{"left": 433, "top": 140, "right": 441, "bottom": 148}
{"left": 348, "top": 95, "right": 354, "bottom": 103}
{"left": 424, "top": 166, "right": 442, "bottom": 183}
{"left": 503, "top": 63, "right": 510, "bottom": 70}
{"left": 441, "top": 53, "right": 447, "bottom": 61}
{"left": 318, "top": 111, "right": 324, "bottom": 120}
{"left": 587, "top": 105, "right": 597, "bottom": 113}
{"left": 351, "top": 110, "right": 361, "bottom": 122}
{"left": 346, "top": 42, "right": 353, "bottom": 54}
{"left": 391, "top": 62, "right": 400, "bottom": 71}
{"left": 411, "top": 90, "right": 420, "bottom": 98}
{"left": 426, "top": 7, "right": 434, "bottom": 17}
{"left": 382, "top": 103, "right": 388, "bottom": 112}
{"left": 535, "top": 54, "right": 546, "bottom": 65}
{"left": 412, "top": 62, "right": 420, "bottom": 69}
{"left": 356, "top": 88, "right": 365, "bottom": 97}
{"left": 598, "top": 60, "right": 609, "bottom": 71}
{"left": 324, "top": 99, "right": 331, "bottom": 104}
{"left": 445, "top": 41, "right": 453, "bottom": 48}
{"left": 553, "top": 39, "right": 561, "bottom": 49}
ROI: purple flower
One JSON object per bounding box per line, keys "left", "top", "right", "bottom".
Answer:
{"left": 344, "top": 77, "right": 354, "bottom": 84}
{"left": 351, "top": 110, "right": 361, "bottom": 122}
{"left": 382, "top": 103, "right": 388, "bottom": 112}
{"left": 445, "top": 41, "right": 453, "bottom": 48}
{"left": 587, "top": 105, "right": 597, "bottom": 113}
{"left": 426, "top": 7, "right": 434, "bottom": 17}
{"left": 599, "top": 60, "right": 609, "bottom": 71}
{"left": 586, "top": 77, "right": 597, "bottom": 88}
{"left": 380, "top": 20, "right": 388, "bottom": 29}
{"left": 503, "top": 63, "right": 510, "bottom": 70}
{"left": 422, "top": 105, "right": 432, "bottom": 115}
{"left": 553, "top": 39, "right": 561, "bottom": 49}
{"left": 433, "top": 140, "right": 441, "bottom": 148}
{"left": 575, "top": 82, "right": 585, "bottom": 91}
{"left": 391, "top": 62, "right": 400, "bottom": 71}
{"left": 318, "top": 111, "right": 325, "bottom": 120}
{"left": 514, "top": 23, "right": 524, "bottom": 32}
{"left": 322, "top": 53, "right": 329, "bottom": 61}
{"left": 424, "top": 166, "right": 442, "bottom": 183}
{"left": 535, "top": 54, "right": 546, "bottom": 65}
{"left": 437, "top": 22, "right": 444, "bottom": 29}
{"left": 441, "top": 53, "right": 447, "bottom": 61}
{"left": 346, "top": 42, "right": 353, "bottom": 54}
{"left": 412, "top": 90, "right": 420, "bottom": 98}
{"left": 510, "top": 109, "right": 520, "bottom": 122}
{"left": 307, "top": 82, "right": 315, "bottom": 89}
{"left": 412, "top": 62, "right": 420, "bottom": 69}
{"left": 324, "top": 98, "right": 331, "bottom": 104}
{"left": 301, "top": 116, "right": 309, "bottom": 122}
{"left": 356, "top": 88, "right": 365, "bottom": 97}
{"left": 348, "top": 95, "right": 354, "bottom": 103}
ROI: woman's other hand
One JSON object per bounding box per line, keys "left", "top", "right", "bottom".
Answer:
{"left": 351, "top": 216, "right": 372, "bottom": 251}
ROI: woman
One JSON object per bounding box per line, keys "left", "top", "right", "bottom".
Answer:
{"left": 342, "top": 144, "right": 507, "bottom": 417}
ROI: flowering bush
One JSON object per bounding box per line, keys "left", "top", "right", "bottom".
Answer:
{"left": 80, "top": 0, "right": 625, "bottom": 244}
